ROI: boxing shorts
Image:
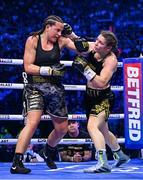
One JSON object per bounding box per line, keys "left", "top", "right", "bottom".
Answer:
{"left": 23, "top": 82, "right": 68, "bottom": 119}
{"left": 85, "top": 86, "right": 115, "bottom": 120}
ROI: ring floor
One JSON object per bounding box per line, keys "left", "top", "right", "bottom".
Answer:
{"left": 1, "top": 158, "right": 143, "bottom": 180}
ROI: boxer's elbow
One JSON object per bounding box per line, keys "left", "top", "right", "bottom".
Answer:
{"left": 24, "top": 64, "right": 31, "bottom": 73}
{"left": 24, "top": 64, "right": 36, "bottom": 75}
{"left": 92, "top": 77, "right": 108, "bottom": 88}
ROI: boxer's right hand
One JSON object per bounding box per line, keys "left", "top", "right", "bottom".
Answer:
{"left": 40, "top": 64, "right": 66, "bottom": 77}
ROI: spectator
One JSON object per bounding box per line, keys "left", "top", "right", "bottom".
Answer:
{"left": 58, "top": 120, "right": 94, "bottom": 162}
{"left": 24, "top": 144, "right": 44, "bottom": 163}
{"left": 0, "top": 126, "right": 13, "bottom": 138}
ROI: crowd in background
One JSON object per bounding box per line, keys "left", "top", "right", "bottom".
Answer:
{"left": 0, "top": 0, "right": 143, "bottom": 161}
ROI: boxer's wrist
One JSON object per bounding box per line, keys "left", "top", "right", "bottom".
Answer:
{"left": 67, "top": 32, "right": 79, "bottom": 41}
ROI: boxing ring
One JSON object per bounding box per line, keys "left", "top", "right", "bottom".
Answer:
{"left": 0, "top": 58, "right": 143, "bottom": 180}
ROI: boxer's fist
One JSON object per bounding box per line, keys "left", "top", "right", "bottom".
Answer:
{"left": 72, "top": 56, "right": 96, "bottom": 81}
{"left": 40, "top": 64, "right": 66, "bottom": 77}
{"left": 62, "top": 23, "right": 73, "bottom": 36}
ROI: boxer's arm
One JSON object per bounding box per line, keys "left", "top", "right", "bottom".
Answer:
{"left": 89, "top": 55, "right": 118, "bottom": 88}
{"left": 39, "top": 64, "right": 66, "bottom": 77}
{"left": 61, "top": 23, "right": 90, "bottom": 53}
{"left": 72, "top": 56, "right": 96, "bottom": 81}
{"left": 24, "top": 36, "right": 40, "bottom": 75}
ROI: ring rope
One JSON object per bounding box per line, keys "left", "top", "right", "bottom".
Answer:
{"left": 0, "top": 114, "right": 124, "bottom": 121}
{"left": 0, "top": 58, "right": 123, "bottom": 67}
{"left": 0, "top": 138, "right": 125, "bottom": 145}
{"left": 0, "top": 83, "right": 123, "bottom": 91}
{"left": 0, "top": 59, "right": 125, "bottom": 146}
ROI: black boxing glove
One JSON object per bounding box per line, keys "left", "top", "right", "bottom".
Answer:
{"left": 72, "top": 56, "right": 96, "bottom": 81}
{"left": 62, "top": 23, "right": 73, "bottom": 36}
{"left": 40, "top": 64, "right": 66, "bottom": 77}
{"left": 74, "top": 38, "right": 89, "bottom": 52}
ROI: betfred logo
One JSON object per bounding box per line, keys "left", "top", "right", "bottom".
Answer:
{"left": 124, "top": 63, "right": 142, "bottom": 142}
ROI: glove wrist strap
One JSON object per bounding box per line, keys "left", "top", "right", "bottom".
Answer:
{"left": 68, "top": 32, "right": 80, "bottom": 41}
{"left": 40, "top": 66, "right": 52, "bottom": 76}
{"left": 84, "top": 66, "right": 96, "bottom": 81}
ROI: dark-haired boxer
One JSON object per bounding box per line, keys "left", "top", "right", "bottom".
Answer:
{"left": 73, "top": 30, "right": 130, "bottom": 173}
{"left": 10, "top": 15, "right": 92, "bottom": 174}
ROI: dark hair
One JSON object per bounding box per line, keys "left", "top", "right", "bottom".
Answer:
{"left": 31, "top": 15, "right": 63, "bottom": 36}
{"left": 68, "top": 120, "right": 79, "bottom": 124}
{"left": 100, "top": 30, "right": 119, "bottom": 55}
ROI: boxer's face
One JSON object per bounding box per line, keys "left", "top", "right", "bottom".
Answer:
{"left": 94, "top": 34, "right": 111, "bottom": 54}
{"left": 46, "top": 22, "right": 64, "bottom": 42}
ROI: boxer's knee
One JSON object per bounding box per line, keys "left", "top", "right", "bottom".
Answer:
{"left": 54, "top": 119, "right": 68, "bottom": 136}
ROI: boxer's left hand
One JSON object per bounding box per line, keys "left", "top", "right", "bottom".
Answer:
{"left": 62, "top": 23, "right": 73, "bottom": 36}
{"left": 72, "top": 56, "right": 96, "bottom": 81}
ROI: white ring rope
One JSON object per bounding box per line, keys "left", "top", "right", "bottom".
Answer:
{"left": 0, "top": 114, "right": 124, "bottom": 121}
{"left": 0, "top": 58, "right": 125, "bottom": 146}
{"left": 0, "top": 138, "right": 125, "bottom": 145}
{"left": 0, "top": 83, "right": 123, "bottom": 91}
{"left": 0, "top": 59, "right": 124, "bottom": 120}
{"left": 0, "top": 58, "right": 123, "bottom": 67}
{"left": 0, "top": 58, "right": 123, "bottom": 91}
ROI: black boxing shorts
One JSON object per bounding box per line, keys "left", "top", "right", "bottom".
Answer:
{"left": 23, "top": 82, "right": 68, "bottom": 119}
{"left": 85, "top": 86, "right": 115, "bottom": 121}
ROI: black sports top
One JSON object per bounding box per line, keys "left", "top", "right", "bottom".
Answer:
{"left": 87, "top": 51, "right": 104, "bottom": 75}
{"left": 34, "top": 35, "right": 61, "bottom": 66}
{"left": 87, "top": 51, "right": 115, "bottom": 86}
{"left": 24, "top": 35, "right": 62, "bottom": 84}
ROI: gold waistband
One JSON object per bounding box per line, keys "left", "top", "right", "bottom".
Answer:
{"left": 30, "top": 76, "right": 61, "bottom": 84}
{"left": 86, "top": 86, "right": 111, "bottom": 97}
